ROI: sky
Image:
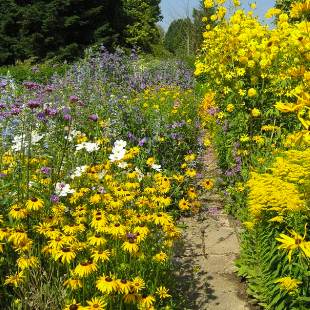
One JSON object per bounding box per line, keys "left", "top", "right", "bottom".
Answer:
{"left": 158, "top": 0, "right": 277, "bottom": 31}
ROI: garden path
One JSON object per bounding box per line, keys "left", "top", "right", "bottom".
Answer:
{"left": 175, "top": 144, "right": 261, "bottom": 310}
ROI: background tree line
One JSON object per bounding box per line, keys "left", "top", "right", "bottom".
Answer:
{"left": 0, "top": 0, "right": 161, "bottom": 65}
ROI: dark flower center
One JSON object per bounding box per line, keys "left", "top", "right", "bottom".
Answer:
{"left": 69, "top": 305, "right": 78, "bottom": 310}
{"left": 63, "top": 248, "right": 70, "bottom": 252}
{"left": 105, "top": 277, "right": 112, "bottom": 282}
{"left": 55, "top": 238, "right": 61, "bottom": 242}
{"left": 121, "top": 279, "right": 127, "bottom": 284}
{"left": 96, "top": 217, "right": 101, "bottom": 221}
{"left": 31, "top": 197, "right": 38, "bottom": 202}
{"left": 81, "top": 261, "right": 88, "bottom": 266}
{"left": 157, "top": 214, "right": 162, "bottom": 217}
{"left": 114, "top": 223, "right": 120, "bottom": 227}
{"left": 14, "top": 208, "right": 21, "bottom": 211}
{"left": 95, "top": 234, "right": 101, "bottom": 238}
{"left": 87, "top": 260, "right": 93, "bottom": 264}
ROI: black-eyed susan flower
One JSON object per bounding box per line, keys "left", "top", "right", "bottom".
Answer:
{"left": 201, "top": 178, "right": 214, "bottom": 190}
{"left": 8, "top": 228, "right": 28, "bottom": 246}
{"left": 64, "top": 277, "right": 83, "bottom": 290}
{"left": 178, "top": 198, "right": 190, "bottom": 211}
{"left": 54, "top": 247, "right": 76, "bottom": 264}
{"left": 63, "top": 299, "right": 83, "bottom": 310}
{"left": 0, "top": 227, "right": 10, "bottom": 240}
{"left": 91, "top": 249, "right": 111, "bottom": 263}
{"left": 17, "top": 256, "right": 39, "bottom": 270}
{"left": 4, "top": 271, "right": 25, "bottom": 287}
{"left": 185, "top": 168, "right": 196, "bottom": 177}
{"left": 131, "top": 276, "right": 145, "bottom": 293}
{"left": 156, "top": 286, "right": 172, "bottom": 298}
{"left": 48, "top": 236, "right": 66, "bottom": 250}
{"left": 139, "top": 294, "right": 155, "bottom": 308}
{"left": 85, "top": 297, "right": 107, "bottom": 310}
{"left": 108, "top": 223, "right": 127, "bottom": 237}
{"left": 123, "top": 291, "right": 141, "bottom": 304}
{"left": 25, "top": 196, "right": 44, "bottom": 211}
{"left": 153, "top": 251, "right": 168, "bottom": 263}
{"left": 122, "top": 240, "right": 139, "bottom": 254}
{"left": 96, "top": 273, "right": 118, "bottom": 294}
{"left": 9, "top": 205, "right": 28, "bottom": 219}
{"left": 88, "top": 234, "right": 107, "bottom": 246}
{"left": 117, "top": 278, "right": 132, "bottom": 294}
{"left": 74, "top": 260, "right": 98, "bottom": 277}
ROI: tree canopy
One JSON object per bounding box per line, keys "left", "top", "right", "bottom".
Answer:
{"left": 0, "top": 0, "right": 162, "bottom": 65}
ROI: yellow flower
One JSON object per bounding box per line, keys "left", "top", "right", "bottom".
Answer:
{"left": 54, "top": 247, "right": 76, "bottom": 264}
{"left": 185, "top": 169, "right": 196, "bottom": 177}
{"left": 63, "top": 299, "right": 83, "bottom": 310}
{"left": 226, "top": 103, "right": 234, "bottom": 112}
{"left": 4, "top": 271, "right": 25, "bottom": 287}
{"left": 122, "top": 240, "right": 139, "bottom": 254}
{"left": 85, "top": 297, "right": 107, "bottom": 310}
{"left": 274, "top": 277, "right": 302, "bottom": 293}
{"left": 156, "top": 286, "right": 172, "bottom": 298}
{"left": 248, "top": 88, "right": 257, "bottom": 97}
{"left": 64, "top": 277, "right": 83, "bottom": 290}
{"left": 25, "top": 197, "right": 44, "bottom": 211}
{"left": 251, "top": 108, "right": 261, "bottom": 117}
{"left": 201, "top": 179, "right": 213, "bottom": 190}
{"left": 131, "top": 276, "right": 145, "bottom": 293}
{"left": 276, "top": 225, "right": 310, "bottom": 262}
{"left": 204, "top": 0, "right": 214, "bottom": 8}
{"left": 153, "top": 251, "right": 168, "bottom": 263}
{"left": 96, "top": 273, "right": 118, "bottom": 294}
{"left": 74, "top": 260, "right": 98, "bottom": 277}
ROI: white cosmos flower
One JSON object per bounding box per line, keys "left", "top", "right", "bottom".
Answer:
{"left": 84, "top": 142, "right": 99, "bottom": 152}
{"left": 75, "top": 142, "right": 99, "bottom": 152}
{"left": 70, "top": 165, "right": 87, "bottom": 179}
{"left": 151, "top": 163, "right": 162, "bottom": 172}
{"left": 135, "top": 167, "right": 144, "bottom": 182}
{"left": 11, "top": 131, "right": 44, "bottom": 152}
{"left": 109, "top": 149, "right": 126, "bottom": 162}
{"left": 118, "top": 161, "right": 128, "bottom": 169}
{"left": 114, "top": 140, "right": 127, "bottom": 149}
{"left": 55, "top": 182, "right": 75, "bottom": 196}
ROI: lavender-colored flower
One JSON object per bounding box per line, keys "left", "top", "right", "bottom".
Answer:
{"left": 234, "top": 142, "right": 240, "bottom": 148}
{"left": 225, "top": 171, "right": 234, "bottom": 177}
{"left": 0, "top": 103, "right": 6, "bottom": 109}
{"left": 217, "top": 169, "right": 223, "bottom": 175}
{"left": 50, "top": 195, "right": 60, "bottom": 202}
{"left": 138, "top": 138, "right": 146, "bottom": 146}
{"left": 26, "top": 100, "right": 41, "bottom": 109}
{"left": 127, "top": 233, "right": 137, "bottom": 239}
{"left": 64, "top": 114, "right": 72, "bottom": 120}
{"left": 0, "top": 173, "right": 6, "bottom": 178}
{"left": 41, "top": 167, "right": 52, "bottom": 174}
{"left": 236, "top": 157, "right": 242, "bottom": 164}
{"left": 88, "top": 114, "right": 99, "bottom": 121}
{"left": 10, "top": 108, "right": 22, "bottom": 115}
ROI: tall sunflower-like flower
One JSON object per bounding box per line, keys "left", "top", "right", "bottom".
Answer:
{"left": 276, "top": 225, "right": 310, "bottom": 262}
